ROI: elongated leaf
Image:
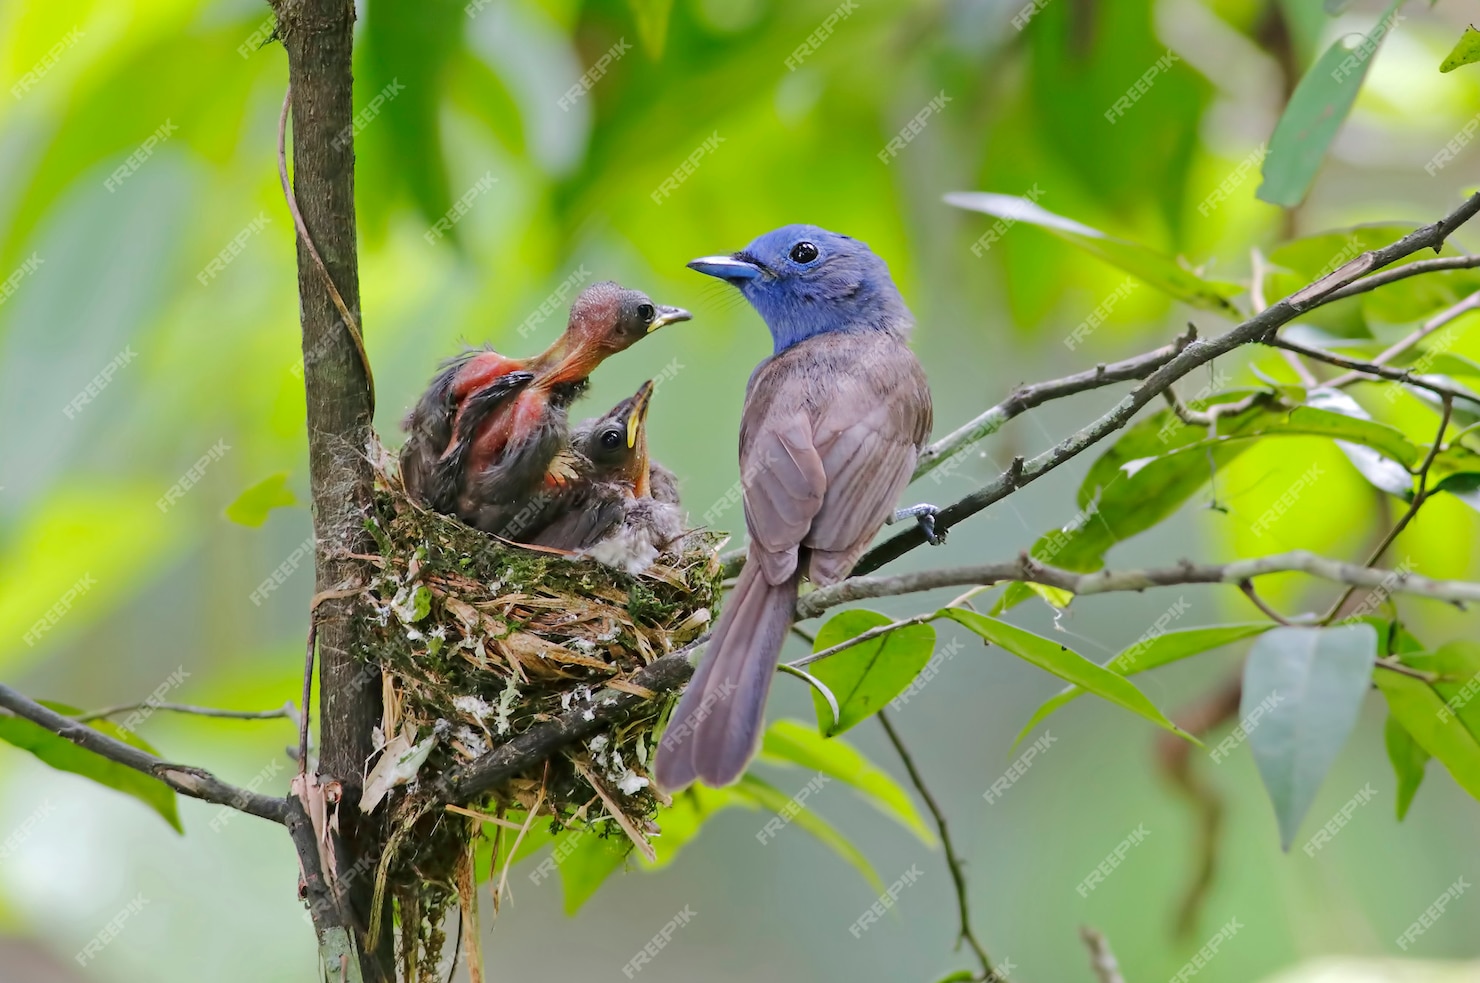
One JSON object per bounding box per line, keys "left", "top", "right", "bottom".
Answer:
{"left": 808, "top": 611, "right": 935, "bottom": 737}
{"left": 1384, "top": 715, "right": 1429, "bottom": 821}
{"left": 1242, "top": 625, "right": 1377, "bottom": 849}
{"left": 1001, "top": 392, "right": 1421, "bottom": 613}
{"left": 224, "top": 473, "right": 298, "bottom": 527}
{"left": 944, "top": 609, "right": 1189, "bottom": 741}
{"left": 644, "top": 785, "right": 749, "bottom": 870}
{"left": 628, "top": 0, "right": 675, "bottom": 56}
{"left": 0, "top": 703, "right": 181, "bottom": 832}
{"left": 943, "top": 192, "right": 1241, "bottom": 313}
{"left": 1440, "top": 26, "right": 1480, "bottom": 72}
{"left": 1258, "top": 0, "right": 1404, "bottom": 206}
{"left": 558, "top": 828, "right": 631, "bottom": 914}
{"left": 1399, "top": 642, "right": 1480, "bottom": 742}
{"left": 760, "top": 719, "right": 934, "bottom": 844}
{"left": 734, "top": 774, "right": 884, "bottom": 893}
{"left": 1375, "top": 670, "right": 1480, "bottom": 802}
{"left": 1015, "top": 624, "right": 1273, "bottom": 746}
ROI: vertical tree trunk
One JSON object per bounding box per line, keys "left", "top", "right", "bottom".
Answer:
{"left": 272, "top": 0, "right": 391, "bottom": 978}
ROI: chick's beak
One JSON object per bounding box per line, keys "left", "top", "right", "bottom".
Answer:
{"left": 625, "top": 380, "right": 655, "bottom": 449}
{"left": 686, "top": 254, "right": 763, "bottom": 282}
{"left": 649, "top": 305, "right": 692, "bottom": 333}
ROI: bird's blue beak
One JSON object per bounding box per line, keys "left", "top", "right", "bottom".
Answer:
{"left": 686, "top": 255, "right": 763, "bottom": 282}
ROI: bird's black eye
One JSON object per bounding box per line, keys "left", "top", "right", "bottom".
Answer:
{"left": 636, "top": 303, "right": 655, "bottom": 324}
{"left": 789, "top": 241, "right": 819, "bottom": 264}
{"left": 600, "top": 429, "right": 622, "bottom": 449}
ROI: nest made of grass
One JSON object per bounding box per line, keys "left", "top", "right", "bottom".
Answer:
{"left": 352, "top": 442, "right": 722, "bottom": 944}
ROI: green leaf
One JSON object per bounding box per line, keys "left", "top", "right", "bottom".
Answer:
{"left": 1384, "top": 714, "right": 1429, "bottom": 821}
{"left": 0, "top": 703, "right": 181, "bottom": 833}
{"left": 807, "top": 610, "right": 936, "bottom": 737}
{"left": 1001, "top": 393, "right": 1424, "bottom": 614}
{"left": 1398, "top": 641, "right": 1480, "bottom": 741}
{"left": 943, "top": 608, "right": 1190, "bottom": 741}
{"left": 223, "top": 473, "right": 298, "bottom": 527}
{"left": 627, "top": 0, "right": 675, "bottom": 57}
{"left": 1375, "top": 669, "right": 1480, "bottom": 802}
{"left": 943, "top": 192, "right": 1241, "bottom": 313}
{"left": 557, "top": 828, "right": 630, "bottom": 914}
{"left": 1440, "top": 26, "right": 1480, "bottom": 72}
{"left": 1257, "top": 0, "right": 1405, "bottom": 207}
{"left": 1306, "top": 389, "right": 1415, "bottom": 497}
{"left": 1241, "top": 625, "right": 1377, "bottom": 849}
{"left": 1014, "top": 624, "right": 1273, "bottom": 746}
{"left": 644, "top": 785, "right": 749, "bottom": 870}
{"left": 360, "top": 0, "right": 464, "bottom": 233}
{"left": 734, "top": 774, "right": 884, "bottom": 894}
{"left": 759, "top": 719, "right": 935, "bottom": 845}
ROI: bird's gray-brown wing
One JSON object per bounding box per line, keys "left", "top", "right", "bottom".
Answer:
{"left": 738, "top": 332, "right": 931, "bottom": 587}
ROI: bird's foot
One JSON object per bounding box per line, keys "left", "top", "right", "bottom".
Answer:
{"left": 890, "top": 503, "right": 945, "bottom": 545}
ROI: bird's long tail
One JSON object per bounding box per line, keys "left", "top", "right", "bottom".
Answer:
{"left": 654, "top": 554, "right": 799, "bottom": 790}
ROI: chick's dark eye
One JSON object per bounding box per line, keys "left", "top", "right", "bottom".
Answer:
{"left": 600, "top": 430, "right": 622, "bottom": 449}
{"left": 790, "top": 241, "right": 819, "bottom": 264}
{"left": 636, "top": 303, "right": 655, "bottom": 324}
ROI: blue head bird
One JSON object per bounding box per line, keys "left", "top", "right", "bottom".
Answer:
{"left": 687, "top": 225, "right": 913, "bottom": 354}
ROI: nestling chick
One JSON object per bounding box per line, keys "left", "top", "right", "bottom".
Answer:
{"left": 527, "top": 380, "right": 686, "bottom": 574}
{"left": 398, "top": 282, "right": 690, "bottom": 537}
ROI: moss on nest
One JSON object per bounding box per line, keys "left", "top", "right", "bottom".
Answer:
{"left": 353, "top": 445, "right": 721, "bottom": 973}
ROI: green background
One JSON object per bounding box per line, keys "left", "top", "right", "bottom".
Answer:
{"left": 1, "top": 0, "right": 1478, "bottom": 979}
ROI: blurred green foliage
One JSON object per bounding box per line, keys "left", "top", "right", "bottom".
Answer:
{"left": 3, "top": 0, "right": 1480, "bottom": 980}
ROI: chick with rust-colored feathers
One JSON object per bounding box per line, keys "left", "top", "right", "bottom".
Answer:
{"left": 398, "top": 282, "right": 690, "bottom": 538}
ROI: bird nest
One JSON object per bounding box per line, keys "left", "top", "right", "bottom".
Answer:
{"left": 352, "top": 442, "right": 721, "bottom": 974}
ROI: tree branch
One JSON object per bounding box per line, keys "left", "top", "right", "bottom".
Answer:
{"left": 913, "top": 324, "right": 1198, "bottom": 480}
{"left": 0, "top": 684, "right": 289, "bottom": 824}
{"left": 435, "top": 544, "right": 1479, "bottom": 802}
{"left": 72, "top": 700, "right": 296, "bottom": 725}
{"left": 272, "top": 0, "right": 388, "bottom": 976}
{"left": 795, "top": 551, "right": 1480, "bottom": 617}
{"left": 853, "top": 192, "right": 1480, "bottom": 575}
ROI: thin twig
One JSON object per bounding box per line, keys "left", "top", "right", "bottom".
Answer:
{"left": 913, "top": 325, "right": 1198, "bottom": 479}
{"left": 0, "top": 684, "right": 287, "bottom": 823}
{"left": 277, "top": 85, "right": 375, "bottom": 409}
{"left": 1267, "top": 337, "right": 1477, "bottom": 402}
{"left": 300, "top": 619, "right": 316, "bottom": 774}
{"left": 1326, "top": 288, "right": 1480, "bottom": 389}
{"left": 72, "top": 700, "right": 295, "bottom": 724}
{"left": 1080, "top": 926, "right": 1127, "bottom": 983}
{"left": 878, "top": 709, "right": 994, "bottom": 981}
{"left": 1323, "top": 396, "right": 1454, "bottom": 622}
{"left": 1321, "top": 253, "right": 1480, "bottom": 304}
{"left": 789, "top": 613, "right": 935, "bottom": 669}
{"left": 854, "top": 193, "right": 1480, "bottom": 574}
{"left": 1238, "top": 580, "right": 1293, "bottom": 626}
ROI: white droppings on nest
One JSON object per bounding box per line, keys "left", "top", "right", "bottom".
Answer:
{"left": 452, "top": 695, "right": 495, "bottom": 719}
{"left": 429, "top": 625, "right": 447, "bottom": 641}
{"left": 617, "top": 773, "right": 650, "bottom": 796}
{"left": 582, "top": 708, "right": 595, "bottom": 721}
{"left": 588, "top": 734, "right": 610, "bottom": 752}
{"left": 570, "top": 638, "right": 599, "bottom": 655}
{"left": 560, "top": 691, "right": 573, "bottom": 711}
{"left": 454, "top": 725, "right": 488, "bottom": 758}
{"left": 405, "top": 628, "right": 425, "bottom": 641}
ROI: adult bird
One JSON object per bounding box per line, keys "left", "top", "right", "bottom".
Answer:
{"left": 398, "top": 282, "right": 690, "bottom": 536}
{"left": 527, "top": 379, "right": 686, "bottom": 574}
{"left": 655, "top": 226, "right": 938, "bottom": 791}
